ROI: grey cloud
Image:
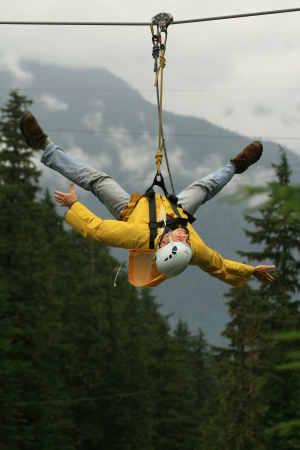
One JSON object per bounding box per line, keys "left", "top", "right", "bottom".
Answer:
{"left": 252, "top": 105, "right": 272, "bottom": 116}
{"left": 224, "top": 107, "right": 233, "bottom": 117}
{"left": 39, "top": 94, "right": 68, "bottom": 112}
{"left": 0, "top": 55, "right": 34, "bottom": 83}
{"left": 281, "top": 114, "right": 299, "bottom": 126}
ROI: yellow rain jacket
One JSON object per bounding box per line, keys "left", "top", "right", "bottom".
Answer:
{"left": 65, "top": 193, "right": 254, "bottom": 288}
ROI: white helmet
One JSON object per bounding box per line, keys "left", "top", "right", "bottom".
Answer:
{"left": 155, "top": 232, "right": 193, "bottom": 277}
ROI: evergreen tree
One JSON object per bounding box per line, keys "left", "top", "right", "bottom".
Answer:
{"left": 210, "top": 149, "right": 300, "bottom": 450}
{"left": 239, "top": 148, "right": 300, "bottom": 303}
{"left": 238, "top": 149, "right": 300, "bottom": 448}
{"left": 0, "top": 89, "right": 215, "bottom": 450}
{"left": 207, "top": 285, "right": 270, "bottom": 450}
{"left": 0, "top": 89, "right": 75, "bottom": 449}
{"left": 190, "top": 329, "right": 218, "bottom": 447}
{"left": 160, "top": 320, "right": 199, "bottom": 450}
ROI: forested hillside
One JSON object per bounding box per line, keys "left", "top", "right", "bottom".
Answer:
{"left": 1, "top": 89, "right": 300, "bottom": 449}
{"left": 0, "top": 90, "right": 215, "bottom": 449}
{"left": 1, "top": 61, "right": 300, "bottom": 344}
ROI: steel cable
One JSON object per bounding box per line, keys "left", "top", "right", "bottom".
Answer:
{"left": 0, "top": 7, "right": 299, "bottom": 26}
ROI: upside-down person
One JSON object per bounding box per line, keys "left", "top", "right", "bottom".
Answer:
{"left": 20, "top": 111, "right": 275, "bottom": 288}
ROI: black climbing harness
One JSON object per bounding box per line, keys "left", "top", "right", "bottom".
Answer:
{"left": 136, "top": 172, "right": 196, "bottom": 249}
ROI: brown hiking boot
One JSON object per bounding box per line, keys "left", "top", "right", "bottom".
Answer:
{"left": 230, "top": 141, "right": 263, "bottom": 174}
{"left": 20, "top": 111, "right": 48, "bottom": 149}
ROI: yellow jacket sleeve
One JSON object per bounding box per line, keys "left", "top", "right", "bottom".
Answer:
{"left": 189, "top": 232, "right": 254, "bottom": 288}
{"left": 65, "top": 202, "right": 149, "bottom": 249}
{"left": 65, "top": 198, "right": 254, "bottom": 289}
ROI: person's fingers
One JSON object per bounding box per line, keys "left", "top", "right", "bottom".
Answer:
{"left": 254, "top": 266, "right": 275, "bottom": 283}
{"left": 264, "top": 272, "right": 274, "bottom": 282}
{"left": 54, "top": 186, "right": 76, "bottom": 207}
{"left": 54, "top": 193, "right": 67, "bottom": 205}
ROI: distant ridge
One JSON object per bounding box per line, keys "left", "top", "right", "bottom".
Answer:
{"left": 2, "top": 61, "right": 299, "bottom": 345}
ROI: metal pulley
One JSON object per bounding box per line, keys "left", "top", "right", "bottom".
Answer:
{"left": 151, "top": 12, "right": 173, "bottom": 73}
{"left": 151, "top": 12, "right": 173, "bottom": 34}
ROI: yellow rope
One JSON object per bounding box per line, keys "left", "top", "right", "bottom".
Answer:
{"left": 154, "top": 52, "right": 166, "bottom": 86}
{"left": 155, "top": 138, "right": 164, "bottom": 174}
{"left": 154, "top": 49, "right": 166, "bottom": 174}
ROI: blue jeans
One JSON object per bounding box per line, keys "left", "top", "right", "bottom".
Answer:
{"left": 41, "top": 143, "right": 235, "bottom": 219}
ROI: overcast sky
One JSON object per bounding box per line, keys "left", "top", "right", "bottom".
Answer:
{"left": 1, "top": 0, "right": 299, "bottom": 156}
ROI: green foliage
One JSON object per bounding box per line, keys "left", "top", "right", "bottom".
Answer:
{"left": 0, "top": 89, "right": 216, "bottom": 449}
{"left": 225, "top": 148, "right": 300, "bottom": 222}
{"left": 210, "top": 148, "right": 300, "bottom": 449}
{"left": 237, "top": 150, "right": 300, "bottom": 447}
{"left": 206, "top": 285, "right": 269, "bottom": 450}
{"left": 0, "top": 89, "right": 74, "bottom": 449}
{"left": 238, "top": 150, "right": 300, "bottom": 299}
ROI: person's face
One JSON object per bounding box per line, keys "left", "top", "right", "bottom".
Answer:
{"left": 160, "top": 228, "right": 191, "bottom": 248}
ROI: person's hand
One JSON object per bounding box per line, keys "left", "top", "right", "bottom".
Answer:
{"left": 54, "top": 183, "right": 77, "bottom": 207}
{"left": 253, "top": 265, "right": 275, "bottom": 283}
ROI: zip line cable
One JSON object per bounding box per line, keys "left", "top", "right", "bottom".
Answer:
{"left": 1, "top": 8, "right": 299, "bottom": 194}
{"left": 35, "top": 127, "right": 300, "bottom": 140}
{"left": 0, "top": 7, "right": 300, "bottom": 26}
{"left": 1, "top": 88, "right": 299, "bottom": 92}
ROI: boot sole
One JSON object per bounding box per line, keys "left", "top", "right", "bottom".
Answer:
{"left": 253, "top": 141, "right": 263, "bottom": 160}
{"left": 20, "top": 110, "right": 31, "bottom": 139}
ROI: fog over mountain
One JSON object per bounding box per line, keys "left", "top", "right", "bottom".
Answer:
{"left": 2, "top": 61, "right": 299, "bottom": 345}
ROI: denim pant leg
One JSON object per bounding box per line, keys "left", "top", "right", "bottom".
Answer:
{"left": 177, "top": 164, "right": 235, "bottom": 216}
{"left": 41, "top": 143, "right": 130, "bottom": 219}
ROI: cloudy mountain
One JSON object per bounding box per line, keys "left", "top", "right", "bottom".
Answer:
{"left": 1, "top": 61, "right": 299, "bottom": 345}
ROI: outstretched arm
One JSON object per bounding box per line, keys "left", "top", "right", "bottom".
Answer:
{"left": 189, "top": 230, "right": 276, "bottom": 288}
{"left": 54, "top": 183, "right": 77, "bottom": 207}
{"left": 53, "top": 184, "right": 149, "bottom": 250}
{"left": 253, "top": 265, "right": 275, "bottom": 283}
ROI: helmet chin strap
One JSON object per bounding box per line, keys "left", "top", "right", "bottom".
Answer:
{"left": 166, "top": 231, "right": 173, "bottom": 245}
